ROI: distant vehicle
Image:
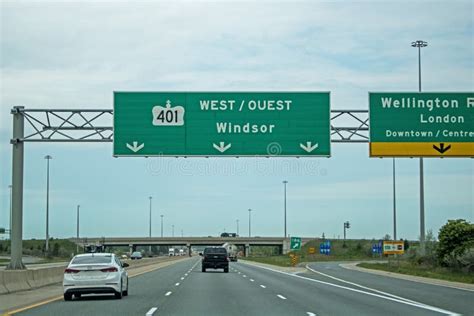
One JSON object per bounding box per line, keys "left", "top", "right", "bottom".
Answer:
{"left": 121, "top": 254, "right": 128, "bottom": 260}
{"left": 130, "top": 251, "right": 143, "bottom": 260}
{"left": 201, "top": 246, "right": 229, "bottom": 273}
{"left": 84, "top": 244, "right": 105, "bottom": 253}
{"left": 220, "top": 232, "right": 238, "bottom": 237}
{"left": 63, "top": 253, "right": 129, "bottom": 301}
{"left": 179, "top": 249, "right": 185, "bottom": 256}
{"left": 169, "top": 248, "right": 176, "bottom": 256}
{"left": 222, "top": 243, "right": 238, "bottom": 262}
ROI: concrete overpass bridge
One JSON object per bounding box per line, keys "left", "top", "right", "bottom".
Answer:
{"left": 69, "top": 237, "right": 314, "bottom": 257}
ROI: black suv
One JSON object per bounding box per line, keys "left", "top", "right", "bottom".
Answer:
{"left": 201, "top": 247, "right": 229, "bottom": 273}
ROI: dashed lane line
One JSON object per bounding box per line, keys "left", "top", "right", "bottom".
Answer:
{"left": 165, "top": 291, "right": 172, "bottom": 296}
{"left": 239, "top": 261, "right": 460, "bottom": 316}
{"left": 277, "top": 294, "right": 287, "bottom": 300}
{"left": 260, "top": 285, "right": 266, "bottom": 288}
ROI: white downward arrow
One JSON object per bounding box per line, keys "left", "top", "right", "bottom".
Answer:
{"left": 300, "top": 142, "right": 318, "bottom": 153}
{"left": 213, "top": 142, "right": 231, "bottom": 153}
{"left": 126, "top": 141, "right": 144, "bottom": 153}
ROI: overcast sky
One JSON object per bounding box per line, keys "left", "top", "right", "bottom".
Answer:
{"left": 0, "top": 0, "right": 472, "bottom": 241}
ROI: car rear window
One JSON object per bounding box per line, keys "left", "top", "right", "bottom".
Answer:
{"left": 72, "top": 256, "right": 112, "bottom": 264}
{"left": 204, "top": 247, "right": 227, "bottom": 254}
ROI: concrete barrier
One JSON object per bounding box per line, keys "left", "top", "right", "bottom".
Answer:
{"left": 0, "top": 271, "right": 8, "bottom": 295}
{"left": 2, "top": 270, "right": 31, "bottom": 293}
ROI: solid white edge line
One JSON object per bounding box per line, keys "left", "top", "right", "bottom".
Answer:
{"left": 238, "top": 261, "right": 460, "bottom": 316}
{"left": 277, "top": 294, "right": 287, "bottom": 300}
{"left": 306, "top": 265, "right": 423, "bottom": 305}
{"left": 341, "top": 263, "right": 474, "bottom": 293}
{"left": 146, "top": 307, "right": 158, "bottom": 316}
{"left": 165, "top": 291, "right": 172, "bottom": 296}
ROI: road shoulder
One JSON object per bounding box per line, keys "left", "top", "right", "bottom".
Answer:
{"left": 340, "top": 261, "right": 474, "bottom": 291}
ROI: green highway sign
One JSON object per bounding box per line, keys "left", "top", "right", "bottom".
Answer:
{"left": 113, "top": 92, "right": 330, "bottom": 157}
{"left": 369, "top": 92, "right": 474, "bottom": 157}
{"left": 290, "top": 237, "right": 302, "bottom": 250}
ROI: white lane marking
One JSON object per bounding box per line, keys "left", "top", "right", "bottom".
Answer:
{"left": 146, "top": 307, "right": 158, "bottom": 316}
{"left": 243, "top": 275, "right": 247, "bottom": 278}
{"left": 260, "top": 285, "right": 266, "bottom": 288}
{"left": 185, "top": 273, "right": 188, "bottom": 276}
{"left": 307, "top": 313, "right": 317, "bottom": 316}
{"left": 341, "top": 263, "right": 474, "bottom": 293}
{"left": 238, "top": 272, "right": 241, "bottom": 274}
{"left": 250, "top": 279, "right": 254, "bottom": 282}
{"left": 175, "top": 283, "right": 180, "bottom": 286}
{"left": 181, "top": 277, "right": 185, "bottom": 280}
{"left": 277, "top": 294, "right": 287, "bottom": 300}
{"left": 165, "top": 291, "right": 172, "bottom": 296}
{"left": 306, "top": 265, "right": 423, "bottom": 305}
{"left": 239, "top": 261, "right": 460, "bottom": 316}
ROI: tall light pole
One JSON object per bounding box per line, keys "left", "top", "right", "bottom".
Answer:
{"left": 44, "top": 155, "right": 52, "bottom": 252}
{"left": 149, "top": 196, "right": 152, "bottom": 253}
{"left": 172, "top": 224, "right": 175, "bottom": 237}
{"left": 160, "top": 215, "right": 164, "bottom": 237}
{"left": 8, "top": 185, "right": 12, "bottom": 240}
{"left": 412, "top": 40, "right": 428, "bottom": 249}
{"left": 283, "top": 180, "right": 288, "bottom": 238}
{"left": 248, "top": 209, "right": 252, "bottom": 237}
{"left": 236, "top": 219, "right": 239, "bottom": 236}
{"left": 392, "top": 158, "right": 397, "bottom": 240}
{"left": 76, "top": 205, "right": 80, "bottom": 254}
{"left": 181, "top": 229, "right": 183, "bottom": 237}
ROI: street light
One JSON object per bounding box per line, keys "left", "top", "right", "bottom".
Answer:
{"left": 44, "top": 155, "right": 52, "bottom": 252}
{"left": 411, "top": 40, "right": 428, "bottom": 248}
{"left": 248, "top": 209, "right": 252, "bottom": 237}
{"left": 172, "top": 224, "right": 175, "bottom": 237}
{"left": 392, "top": 158, "right": 397, "bottom": 240}
{"left": 76, "top": 205, "right": 80, "bottom": 254}
{"left": 160, "top": 215, "right": 164, "bottom": 237}
{"left": 236, "top": 219, "right": 239, "bottom": 236}
{"left": 283, "top": 180, "right": 288, "bottom": 238}
{"left": 8, "top": 185, "right": 12, "bottom": 240}
{"left": 149, "top": 196, "right": 152, "bottom": 253}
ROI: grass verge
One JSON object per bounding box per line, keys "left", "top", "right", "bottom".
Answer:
{"left": 358, "top": 262, "right": 474, "bottom": 284}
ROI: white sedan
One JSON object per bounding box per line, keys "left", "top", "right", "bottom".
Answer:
{"left": 63, "top": 253, "right": 129, "bottom": 301}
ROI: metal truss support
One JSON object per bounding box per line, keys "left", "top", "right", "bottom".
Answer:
{"left": 7, "top": 107, "right": 368, "bottom": 269}
{"left": 16, "top": 108, "right": 367, "bottom": 143}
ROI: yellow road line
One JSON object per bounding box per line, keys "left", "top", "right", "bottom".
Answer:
{"left": 3, "top": 296, "right": 63, "bottom": 316}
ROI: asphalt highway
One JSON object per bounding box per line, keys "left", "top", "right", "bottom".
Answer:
{"left": 15, "top": 258, "right": 471, "bottom": 316}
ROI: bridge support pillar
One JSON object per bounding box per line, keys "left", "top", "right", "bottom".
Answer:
{"left": 187, "top": 243, "right": 191, "bottom": 257}
{"left": 244, "top": 244, "right": 250, "bottom": 257}
{"left": 129, "top": 244, "right": 136, "bottom": 255}
{"left": 282, "top": 238, "right": 290, "bottom": 255}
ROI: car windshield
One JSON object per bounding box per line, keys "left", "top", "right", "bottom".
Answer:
{"left": 204, "top": 248, "right": 226, "bottom": 254}
{"left": 71, "top": 255, "right": 112, "bottom": 264}
{"left": 132, "top": 252, "right": 141, "bottom": 256}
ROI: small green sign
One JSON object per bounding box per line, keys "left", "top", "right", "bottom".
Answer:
{"left": 113, "top": 92, "right": 330, "bottom": 157}
{"left": 290, "top": 237, "right": 302, "bottom": 250}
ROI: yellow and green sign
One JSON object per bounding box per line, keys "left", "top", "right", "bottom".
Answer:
{"left": 369, "top": 92, "right": 474, "bottom": 157}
